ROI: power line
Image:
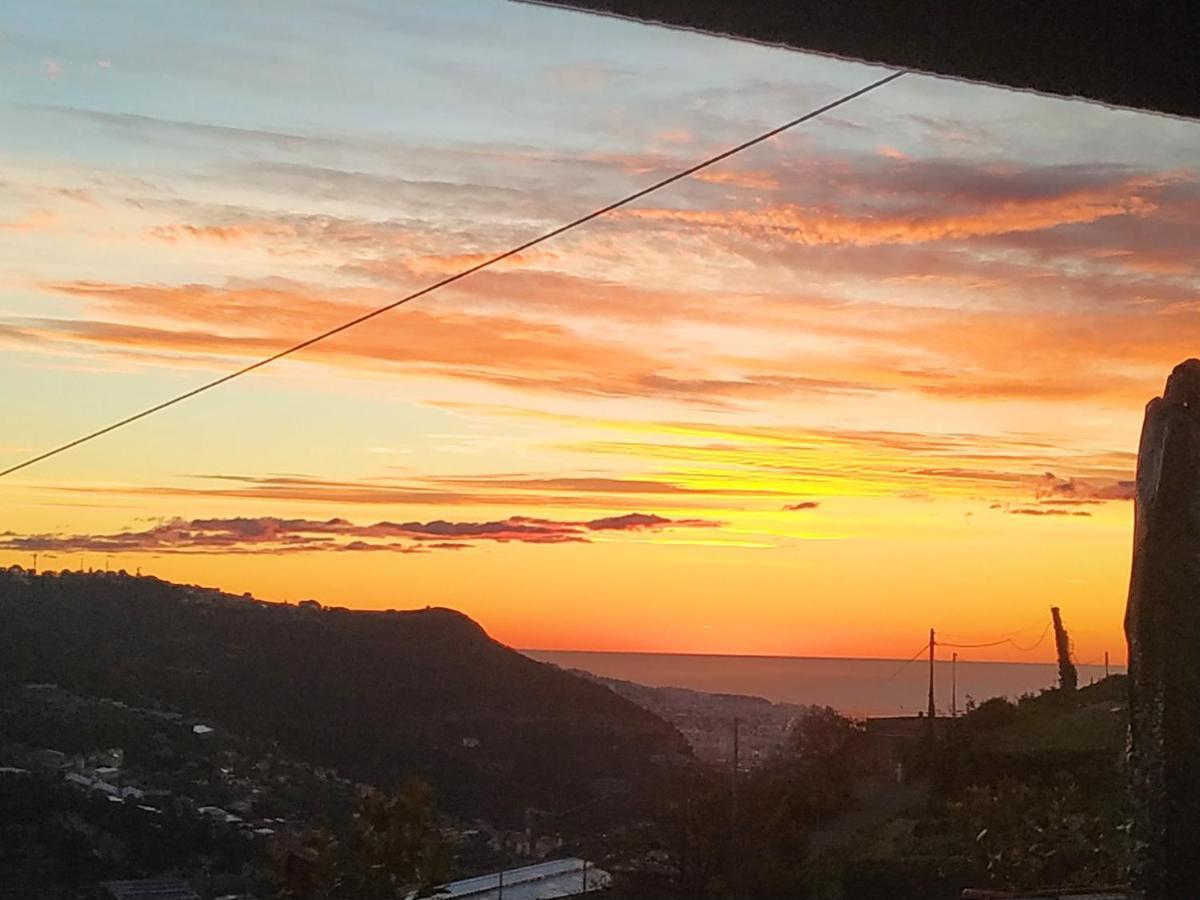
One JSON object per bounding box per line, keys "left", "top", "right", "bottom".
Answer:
{"left": 938, "top": 618, "right": 1045, "bottom": 643}
{"left": 939, "top": 636, "right": 1019, "bottom": 650}
{"left": 940, "top": 620, "right": 1053, "bottom": 653}
{"left": 1008, "top": 621, "right": 1052, "bottom": 653}
{"left": 0, "top": 69, "right": 905, "bottom": 480}
{"left": 882, "top": 640, "right": 931, "bottom": 681}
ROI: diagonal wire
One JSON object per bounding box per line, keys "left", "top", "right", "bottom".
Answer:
{"left": 882, "top": 640, "right": 931, "bottom": 681}
{"left": 0, "top": 69, "right": 905, "bottom": 480}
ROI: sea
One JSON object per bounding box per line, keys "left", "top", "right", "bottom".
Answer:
{"left": 522, "top": 650, "right": 1122, "bottom": 718}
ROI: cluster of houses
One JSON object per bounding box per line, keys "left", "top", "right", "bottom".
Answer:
{"left": 1, "top": 564, "right": 254, "bottom": 606}
{"left": 58, "top": 747, "right": 150, "bottom": 804}
{"left": 15, "top": 731, "right": 304, "bottom": 843}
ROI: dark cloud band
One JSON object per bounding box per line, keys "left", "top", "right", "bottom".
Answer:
{"left": 0, "top": 512, "right": 723, "bottom": 556}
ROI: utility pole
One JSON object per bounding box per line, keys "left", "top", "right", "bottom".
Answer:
{"left": 731, "top": 716, "right": 741, "bottom": 887}
{"left": 582, "top": 858, "right": 588, "bottom": 894}
{"left": 730, "top": 716, "right": 740, "bottom": 822}
{"left": 1105, "top": 651, "right": 1110, "bottom": 679}
{"left": 732, "top": 716, "right": 740, "bottom": 774}
{"left": 927, "top": 628, "right": 936, "bottom": 721}
{"left": 32, "top": 552, "right": 38, "bottom": 574}
{"left": 497, "top": 868, "right": 504, "bottom": 900}
{"left": 951, "top": 652, "right": 958, "bottom": 718}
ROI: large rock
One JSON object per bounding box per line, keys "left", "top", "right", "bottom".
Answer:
{"left": 1125, "top": 359, "right": 1200, "bottom": 899}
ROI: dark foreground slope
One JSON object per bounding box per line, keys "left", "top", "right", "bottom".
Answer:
{"left": 0, "top": 570, "right": 688, "bottom": 823}
{"left": 840, "top": 676, "right": 1129, "bottom": 899}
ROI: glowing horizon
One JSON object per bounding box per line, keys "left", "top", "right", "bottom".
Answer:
{"left": 3, "top": 1, "right": 1198, "bottom": 665}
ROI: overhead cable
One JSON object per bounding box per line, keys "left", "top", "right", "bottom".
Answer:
{"left": 0, "top": 69, "right": 904, "bottom": 480}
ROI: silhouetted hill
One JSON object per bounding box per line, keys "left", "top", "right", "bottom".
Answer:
{"left": 0, "top": 569, "right": 689, "bottom": 824}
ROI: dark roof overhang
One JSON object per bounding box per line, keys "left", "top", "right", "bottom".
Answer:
{"left": 535, "top": 1, "right": 1199, "bottom": 120}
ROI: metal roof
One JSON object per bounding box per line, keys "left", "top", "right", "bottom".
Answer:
{"left": 103, "top": 880, "right": 202, "bottom": 900}
{"left": 420, "top": 857, "right": 611, "bottom": 900}
{"left": 536, "top": 1, "right": 1200, "bottom": 121}
{"left": 961, "top": 889, "right": 1127, "bottom": 900}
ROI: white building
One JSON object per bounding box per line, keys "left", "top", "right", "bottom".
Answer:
{"left": 411, "top": 857, "right": 611, "bottom": 900}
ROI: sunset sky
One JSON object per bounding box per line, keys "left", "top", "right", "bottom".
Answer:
{"left": 3, "top": 1, "right": 1198, "bottom": 663}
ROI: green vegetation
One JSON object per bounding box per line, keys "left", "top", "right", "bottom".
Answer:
{"left": 611, "top": 678, "right": 1130, "bottom": 899}
{"left": 843, "top": 677, "right": 1128, "bottom": 899}
{"left": 273, "top": 781, "right": 451, "bottom": 899}
{"left": 613, "top": 707, "right": 872, "bottom": 898}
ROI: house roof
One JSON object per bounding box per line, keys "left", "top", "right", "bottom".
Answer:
{"left": 421, "top": 857, "right": 610, "bottom": 899}
{"left": 961, "top": 888, "right": 1127, "bottom": 900}
{"left": 103, "top": 880, "right": 202, "bottom": 900}
{"left": 535, "top": 1, "right": 1199, "bottom": 120}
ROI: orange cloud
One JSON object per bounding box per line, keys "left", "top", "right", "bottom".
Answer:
{"left": 150, "top": 224, "right": 268, "bottom": 243}
{"left": 25, "top": 280, "right": 888, "bottom": 405}
{"left": 694, "top": 169, "right": 780, "bottom": 191}
{"left": 399, "top": 249, "right": 555, "bottom": 276}
{"left": 28, "top": 265, "right": 1198, "bottom": 415}
{"left": 622, "top": 173, "right": 1167, "bottom": 246}
{"left": 654, "top": 128, "right": 694, "bottom": 145}
{"left": 0, "top": 209, "right": 59, "bottom": 232}
{"left": 146, "top": 214, "right": 415, "bottom": 254}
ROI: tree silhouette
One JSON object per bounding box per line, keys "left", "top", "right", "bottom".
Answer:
{"left": 348, "top": 779, "right": 451, "bottom": 899}
{"left": 273, "top": 827, "right": 340, "bottom": 899}
{"left": 273, "top": 780, "right": 450, "bottom": 899}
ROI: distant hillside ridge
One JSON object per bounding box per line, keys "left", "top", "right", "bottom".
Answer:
{"left": 569, "top": 669, "right": 818, "bottom": 764}
{"left": 0, "top": 569, "right": 690, "bottom": 824}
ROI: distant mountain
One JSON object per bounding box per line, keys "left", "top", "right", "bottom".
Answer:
{"left": 0, "top": 570, "right": 690, "bottom": 825}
